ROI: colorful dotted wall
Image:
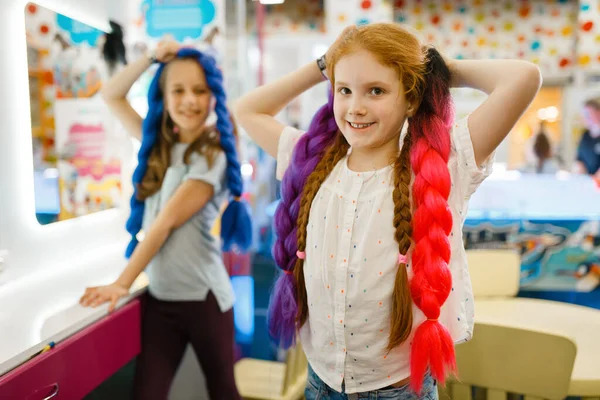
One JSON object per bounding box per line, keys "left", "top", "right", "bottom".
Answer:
{"left": 393, "top": 0, "right": 578, "bottom": 76}
{"left": 327, "top": 0, "right": 394, "bottom": 36}
{"left": 577, "top": 0, "right": 600, "bottom": 71}
{"left": 248, "top": 0, "right": 600, "bottom": 77}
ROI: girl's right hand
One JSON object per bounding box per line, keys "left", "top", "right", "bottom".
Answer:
{"left": 154, "top": 37, "right": 181, "bottom": 63}
{"left": 79, "top": 282, "right": 130, "bottom": 313}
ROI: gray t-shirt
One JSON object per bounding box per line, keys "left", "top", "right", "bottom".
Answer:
{"left": 142, "top": 143, "right": 234, "bottom": 312}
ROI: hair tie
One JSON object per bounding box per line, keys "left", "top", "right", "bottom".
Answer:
{"left": 398, "top": 253, "right": 408, "bottom": 264}
{"left": 283, "top": 270, "right": 293, "bottom": 275}
{"left": 296, "top": 251, "right": 306, "bottom": 260}
{"left": 233, "top": 196, "right": 241, "bottom": 201}
{"left": 427, "top": 318, "right": 438, "bottom": 322}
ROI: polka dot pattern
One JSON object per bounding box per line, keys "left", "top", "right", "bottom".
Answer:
{"left": 328, "top": 0, "right": 394, "bottom": 37}
{"left": 578, "top": 0, "right": 600, "bottom": 69}
{"left": 393, "top": 0, "right": 579, "bottom": 75}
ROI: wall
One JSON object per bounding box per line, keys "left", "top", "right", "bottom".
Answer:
{"left": 0, "top": 0, "right": 126, "bottom": 286}
{"left": 394, "top": 0, "right": 578, "bottom": 78}
{"left": 248, "top": 0, "right": 600, "bottom": 81}
{"left": 577, "top": 0, "right": 600, "bottom": 72}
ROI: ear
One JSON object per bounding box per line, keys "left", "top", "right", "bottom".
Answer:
{"left": 406, "top": 104, "right": 414, "bottom": 117}
{"left": 210, "top": 96, "right": 216, "bottom": 110}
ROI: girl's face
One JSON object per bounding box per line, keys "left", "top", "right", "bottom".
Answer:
{"left": 164, "top": 59, "right": 212, "bottom": 141}
{"left": 333, "top": 50, "right": 410, "bottom": 154}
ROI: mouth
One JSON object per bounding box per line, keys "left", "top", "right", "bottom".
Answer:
{"left": 179, "top": 110, "right": 201, "bottom": 118}
{"left": 347, "top": 121, "right": 375, "bottom": 130}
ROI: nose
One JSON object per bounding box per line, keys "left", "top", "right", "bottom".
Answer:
{"left": 348, "top": 97, "right": 366, "bottom": 116}
{"left": 182, "top": 91, "right": 196, "bottom": 106}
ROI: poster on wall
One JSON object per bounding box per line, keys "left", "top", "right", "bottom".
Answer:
{"left": 132, "top": 0, "right": 225, "bottom": 57}
{"left": 25, "top": 2, "right": 123, "bottom": 223}
{"left": 54, "top": 13, "right": 105, "bottom": 98}
{"left": 54, "top": 99, "right": 122, "bottom": 220}
{"left": 142, "top": 0, "right": 218, "bottom": 41}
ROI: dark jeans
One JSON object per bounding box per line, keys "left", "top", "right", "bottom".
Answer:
{"left": 133, "top": 292, "right": 241, "bottom": 400}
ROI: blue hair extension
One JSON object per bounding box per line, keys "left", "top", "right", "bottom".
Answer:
{"left": 125, "top": 48, "right": 252, "bottom": 258}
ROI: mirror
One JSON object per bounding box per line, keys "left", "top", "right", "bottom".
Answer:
{"left": 25, "top": 3, "right": 123, "bottom": 225}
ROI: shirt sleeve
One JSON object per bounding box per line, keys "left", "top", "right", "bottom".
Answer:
{"left": 184, "top": 151, "right": 227, "bottom": 193}
{"left": 275, "top": 126, "right": 305, "bottom": 181}
{"left": 451, "top": 114, "right": 495, "bottom": 197}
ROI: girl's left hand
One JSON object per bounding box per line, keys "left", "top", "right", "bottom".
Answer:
{"left": 79, "top": 282, "right": 129, "bottom": 312}
{"left": 155, "top": 37, "right": 181, "bottom": 63}
{"left": 438, "top": 51, "right": 458, "bottom": 86}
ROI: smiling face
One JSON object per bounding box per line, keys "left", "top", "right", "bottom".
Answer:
{"left": 333, "top": 50, "right": 409, "bottom": 155}
{"left": 162, "top": 58, "right": 212, "bottom": 141}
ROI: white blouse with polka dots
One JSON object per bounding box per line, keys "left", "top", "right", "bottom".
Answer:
{"left": 275, "top": 115, "right": 494, "bottom": 394}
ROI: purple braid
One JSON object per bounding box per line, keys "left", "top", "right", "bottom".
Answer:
{"left": 267, "top": 90, "right": 339, "bottom": 348}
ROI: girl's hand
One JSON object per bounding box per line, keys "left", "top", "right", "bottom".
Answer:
{"left": 79, "top": 282, "right": 130, "bottom": 312}
{"left": 154, "top": 37, "right": 181, "bottom": 63}
{"left": 326, "top": 25, "right": 357, "bottom": 61}
{"left": 440, "top": 51, "right": 455, "bottom": 70}
{"left": 438, "top": 51, "right": 458, "bottom": 86}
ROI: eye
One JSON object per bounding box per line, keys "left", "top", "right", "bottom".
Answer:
{"left": 370, "top": 87, "right": 385, "bottom": 96}
{"left": 338, "top": 87, "right": 351, "bottom": 95}
{"left": 173, "top": 88, "right": 184, "bottom": 94}
{"left": 195, "top": 88, "right": 209, "bottom": 95}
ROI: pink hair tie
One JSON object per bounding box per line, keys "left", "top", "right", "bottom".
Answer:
{"left": 398, "top": 253, "right": 408, "bottom": 264}
{"left": 284, "top": 270, "right": 293, "bottom": 275}
{"left": 296, "top": 251, "right": 306, "bottom": 260}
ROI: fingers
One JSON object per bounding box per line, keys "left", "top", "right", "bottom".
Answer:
{"left": 164, "top": 53, "right": 177, "bottom": 63}
{"left": 108, "top": 293, "right": 119, "bottom": 313}
{"left": 79, "top": 287, "right": 97, "bottom": 306}
{"left": 80, "top": 286, "right": 127, "bottom": 311}
{"left": 89, "top": 291, "right": 106, "bottom": 308}
{"left": 341, "top": 24, "right": 357, "bottom": 35}
{"left": 80, "top": 288, "right": 108, "bottom": 308}
{"left": 327, "top": 25, "right": 357, "bottom": 59}
{"left": 337, "top": 24, "right": 357, "bottom": 41}
{"left": 156, "top": 50, "right": 177, "bottom": 64}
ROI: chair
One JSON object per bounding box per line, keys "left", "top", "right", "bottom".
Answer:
{"left": 234, "top": 342, "right": 308, "bottom": 400}
{"left": 466, "top": 249, "right": 521, "bottom": 299}
{"left": 441, "top": 322, "right": 577, "bottom": 400}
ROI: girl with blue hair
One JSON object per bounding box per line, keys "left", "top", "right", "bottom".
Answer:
{"left": 80, "top": 38, "right": 250, "bottom": 399}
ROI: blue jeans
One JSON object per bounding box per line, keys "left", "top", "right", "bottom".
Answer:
{"left": 305, "top": 364, "right": 439, "bottom": 400}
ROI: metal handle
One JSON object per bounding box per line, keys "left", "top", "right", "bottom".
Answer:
{"left": 41, "top": 383, "right": 59, "bottom": 400}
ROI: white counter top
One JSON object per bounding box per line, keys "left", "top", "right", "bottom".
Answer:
{"left": 0, "top": 243, "right": 148, "bottom": 376}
